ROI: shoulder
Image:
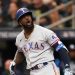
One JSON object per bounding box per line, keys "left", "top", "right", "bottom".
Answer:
{"left": 16, "top": 30, "right": 24, "bottom": 45}
{"left": 16, "top": 30, "right": 24, "bottom": 40}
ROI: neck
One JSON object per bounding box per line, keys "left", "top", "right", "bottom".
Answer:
{"left": 24, "top": 25, "right": 34, "bottom": 36}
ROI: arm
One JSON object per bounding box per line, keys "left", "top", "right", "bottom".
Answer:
{"left": 46, "top": 30, "right": 73, "bottom": 75}
{"left": 9, "top": 35, "right": 25, "bottom": 75}
{"left": 9, "top": 49, "right": 25, "bottom": 75}
{"left": 46, "top": 30, "right": 70, "bottom": 67}
{"left": 13, "top": 50, "right": 25, "bottom": 64}
{"left": 52, "top": 41, "right": 70, "bottom": 68}
{"left": 52, "top": 41, "right": 73, "bottom": 75}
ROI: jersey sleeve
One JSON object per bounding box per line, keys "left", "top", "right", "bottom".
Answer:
{"left": 15, "top": 36, "right": 19, "bottom": 47}
{"left": 46, "top": 30, "right": 60, "bottom": 46}
{"left": 15, "top": 36, "right": 23, "bottom": 52}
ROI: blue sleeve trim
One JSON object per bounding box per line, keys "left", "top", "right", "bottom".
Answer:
{"left": 56, "top": 43, "right": 64, "bottom": 51}
{"left": 52, "top": 41, "right": 67, "bottom": 52}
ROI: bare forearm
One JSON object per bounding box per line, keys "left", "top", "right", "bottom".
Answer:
{"left": 13, "top": 51, "right": 25, "bottom": 64}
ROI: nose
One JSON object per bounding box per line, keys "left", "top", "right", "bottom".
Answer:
{"left": 26, "top": 18, "right": 29, "bottom": 21}
{"left": 25, "top": 16, "right": 31, "bottom": 20}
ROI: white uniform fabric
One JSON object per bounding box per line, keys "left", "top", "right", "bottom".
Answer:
{"left": 15, "top": 24, "right": 59, "bottom": 69}
{"left": 30, "top": 61, "right": 60, "bottom": 75}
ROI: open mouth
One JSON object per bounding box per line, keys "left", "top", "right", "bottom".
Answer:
{"left": 26, "top": 21, "right": 32, "bottom": 25}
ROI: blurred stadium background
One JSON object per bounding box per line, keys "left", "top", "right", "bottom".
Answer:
{"left": 0, "top": 0, "right": 75, "bottom": 75}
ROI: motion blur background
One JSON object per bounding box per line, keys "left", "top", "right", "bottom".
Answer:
{"left": 0, "top": 0, "right": 75, "bottom": 75}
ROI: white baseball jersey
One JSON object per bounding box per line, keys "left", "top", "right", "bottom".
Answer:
{"left": 15, "top": 24, "right": 59, "bottom": 69}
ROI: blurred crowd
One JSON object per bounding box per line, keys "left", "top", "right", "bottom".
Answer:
{"left": 1, "top": 59, "right": 25, "bottom": 75}
{"left": 0, "top": 0, "right": 72, "bottom": 28}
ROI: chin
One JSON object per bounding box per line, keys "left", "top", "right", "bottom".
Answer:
{"left": 23, "top": 25, "right": 34, "bottom": 29}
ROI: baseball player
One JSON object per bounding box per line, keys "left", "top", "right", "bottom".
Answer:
{"left": 9, "top": 7, "right": 73, "bottom": 75}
